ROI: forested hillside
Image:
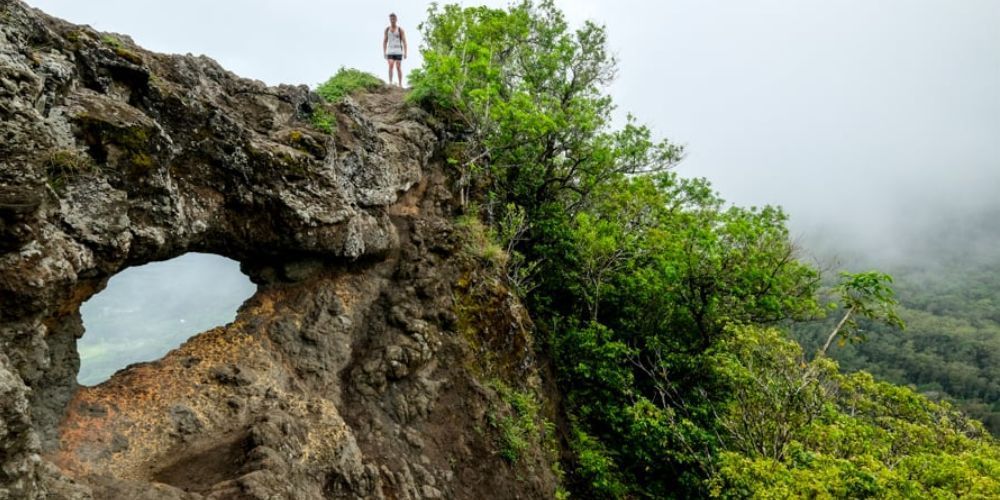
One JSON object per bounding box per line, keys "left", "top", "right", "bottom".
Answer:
{"left": 795, "top": 259, "right": 1000, "bottom": 436}
{"left": 409, "top": 1, "right": 1000, "bottom": 497}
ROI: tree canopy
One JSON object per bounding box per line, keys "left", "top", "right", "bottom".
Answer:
{"left": 411, "top": 2, "right": 1000, "bottom": 497}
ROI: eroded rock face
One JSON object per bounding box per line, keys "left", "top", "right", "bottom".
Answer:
{"left": 0, "top": 2, "right": 556, "bottom": 498}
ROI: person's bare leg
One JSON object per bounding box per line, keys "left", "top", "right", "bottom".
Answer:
{"left": 396, "top": 63, "right": 403, "bottom": 87}
{"left": 387, "top": 60, "right": 394, "bottom": 85}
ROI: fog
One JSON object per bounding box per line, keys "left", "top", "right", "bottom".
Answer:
{"left": 77, "top": 254, "right": 256, "bottom": 385}
{"left": 28, "top": 0, "right": 1000, "bottom": 267}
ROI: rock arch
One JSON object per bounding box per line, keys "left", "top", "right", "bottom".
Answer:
{"left": 0, "top": 2, "right": 559, "bottom": 498}
{"left": 76, "top": 252, "right": 257, "bottom": 386}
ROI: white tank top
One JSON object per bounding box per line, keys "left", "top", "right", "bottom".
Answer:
{"left": 386, "top": 27, "right": 404, "bottom": 55}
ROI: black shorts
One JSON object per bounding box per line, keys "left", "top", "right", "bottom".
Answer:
{"left": 386, "top": 54, "right": 402, "bottom": 61}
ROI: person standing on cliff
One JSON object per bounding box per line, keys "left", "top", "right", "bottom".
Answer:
{"left": 383, "top": 13, "right": 408, "bottom": 87}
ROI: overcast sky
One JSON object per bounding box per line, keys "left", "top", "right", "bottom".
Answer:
{"left": 26, "top": 0, "right": 1000, "bottom": 261}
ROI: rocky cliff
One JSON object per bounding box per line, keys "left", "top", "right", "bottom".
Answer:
{"left": 0, "top": 1, "right": 558, "bottom": 498}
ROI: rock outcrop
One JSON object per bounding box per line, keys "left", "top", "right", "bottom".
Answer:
{"left": 0, "top": 1, "right": 558, "bottom": 498}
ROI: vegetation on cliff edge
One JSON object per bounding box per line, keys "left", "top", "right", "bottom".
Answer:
{"left": 410, "top": 1, "right": 1000, "bottom": 497}
{"left": 317, "top": 67, "right": 383, "bottom": 102}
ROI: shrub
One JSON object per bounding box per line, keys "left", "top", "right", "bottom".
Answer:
{"left": 489, "top": 381, "right": 543, "bottom": 464}
{"left": 310, "top": 107, "right": 336, "bottom": 134}
{"left": 316, "top": 67, "right": 383, "bottom": 103}
{"left": 455, "top": 208, "right": 506, "bottom": 267}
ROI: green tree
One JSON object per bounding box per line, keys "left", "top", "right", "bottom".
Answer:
{"left": 711, "top": 326, "right": 837, "bottom": 462}
{"left": 710, "top": 329, "right": 1000, "bottom": 499}
{"left": 413, "top": 2, "right": 1000, "bottom": 497}
{"left": 794, "top": 261, "right": 1000, "bottom": 436}
{"left": 410, "top": 1, "right": 682, "bottom": 215}
{"left": 818, "top": 271, "right": 905, "bottom": 357}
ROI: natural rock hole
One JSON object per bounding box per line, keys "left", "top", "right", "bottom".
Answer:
{"left": 77, "top": 253, "right": 257, "bottom": 386}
